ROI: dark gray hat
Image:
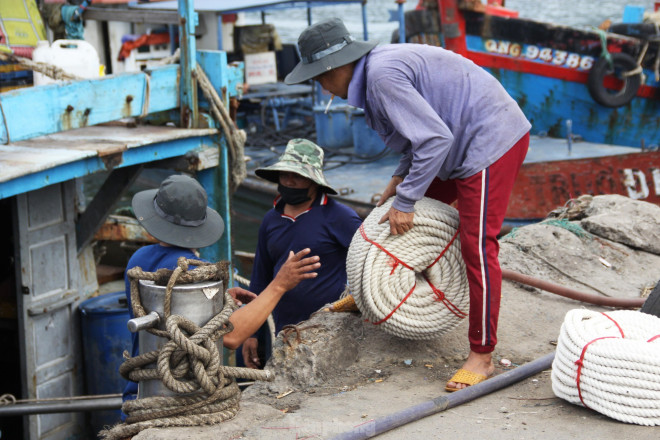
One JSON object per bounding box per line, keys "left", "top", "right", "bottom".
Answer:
{"left": 132, "top": 174, "right": 224, "bottom": 249}
{"left": 285, "top": 17, "right": 377, "bottom": 85}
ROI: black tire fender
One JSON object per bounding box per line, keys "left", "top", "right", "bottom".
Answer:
{"left": 641, "top": 280, "right": 660, "bottom": 319}
{"left": 587, "top": 52, "right": 642, "bottom": 108}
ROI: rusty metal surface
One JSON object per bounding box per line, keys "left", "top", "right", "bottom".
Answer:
{"left": 0, "top": 125, "right": 218, "bottom": 184}
{"left": 507, "top": 149, "right": 660, "bottom": 219}
{"left": 94, "top": 215, "right": 157, "bottom": 243}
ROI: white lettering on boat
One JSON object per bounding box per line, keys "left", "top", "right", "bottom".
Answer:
{"left": 484, "top": 39, "right": 595, "bottom": 70}
{"left": 622, "top": 169, "right": 650, "bottom": 199}
{"left": 652, "top": 168, "right": 660, "bottom": 196}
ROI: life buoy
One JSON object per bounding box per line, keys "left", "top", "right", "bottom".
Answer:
{"left": 587, "top": 52, "right": 641, "bottom": 108}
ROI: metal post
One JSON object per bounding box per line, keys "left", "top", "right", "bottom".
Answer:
{"left": 197, "top": 139, "right": 232, "bottom": 266}
{"left": 168, "top": 24, "right": 176, "bottom": 54}
{"left": 307, "top": 6, "right": 312, "bottom": 26}
{"left": 216, "top": 15, "right": 224, "bottom": 51}
{"left": 178, "top": 0, "right": 198, "bottom": 128}
{"left": 397, "top": 0, "right": 406, "bottom": 43}
{"left": 0, "top": 397, "right": 122, "bottom": 416}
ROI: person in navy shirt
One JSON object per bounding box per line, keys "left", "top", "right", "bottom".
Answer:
{"left": 244, "top": 139, "right": 363, "bottom": 368}
{"left": 122, "top": 174, "right": 321, "bottom": 412}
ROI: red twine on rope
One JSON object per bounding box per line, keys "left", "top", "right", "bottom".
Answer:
{"left": 359, "top": 224, "right": 414, "bottom": 271}
{"left": 574, "top": 313, "right": 626, "bottom": 408}
{"left": 359, "top": 224, "right": 465, "bottom": 324}
{"left": 423, "top": 274, "right": 468, "bottom": 319}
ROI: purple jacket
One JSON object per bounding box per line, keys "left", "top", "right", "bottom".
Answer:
{"left": 347, "top": 44, "right": 531, "bottom": 212}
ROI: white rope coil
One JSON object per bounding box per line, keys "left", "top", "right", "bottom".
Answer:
{"left": 346, "top": 197, "right": 469, "bottom": 340}
{"left": 551, "top": 309, "right": 660, "bottom": 426}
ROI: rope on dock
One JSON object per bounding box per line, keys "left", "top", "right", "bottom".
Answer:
{"left": 346, "top": 197, "right": 469, "bottom": 339}
{"left": 552, "top": 309, "right": 660, "bottom": 426}
{"left": 0, "top": 51, "right": 82, "bottom": 81}
{"left": 99, "top": 257, "right": 273, "bottom": 440}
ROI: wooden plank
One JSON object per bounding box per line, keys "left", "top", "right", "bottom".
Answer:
{"left": 1, "top": 74, "right": 146, "bottom": 142}
{"left": 0, "top": 134, "right": 217, "bottom": 200}
{"left": 179, "top": 0, "right": 198, "bottom": 127}
{"left": 145, "top": 65, "right": 179, "bottom": 114}
{"left": 0, "top": 66, "right": 181, "bottom": 143}
{"left": 197, "top": 50, "right": 230, "bottom": 101}
{"left": 83, "top": 6, "right": 180, "bottom": 24}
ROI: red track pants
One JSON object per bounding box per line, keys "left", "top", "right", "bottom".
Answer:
{"left": 424, "top": 133, "right": 529, "bottom": 353}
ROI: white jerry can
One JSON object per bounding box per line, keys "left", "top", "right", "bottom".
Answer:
{"left": 32, "top": 39, "right": 101, "bottom": 85}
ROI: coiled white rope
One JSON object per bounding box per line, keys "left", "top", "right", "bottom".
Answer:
{"left": 346, "top": 197, "right": 469, "bottom": 340}
{"left": 552, "top": 309, "right": 660, "bottom": 426}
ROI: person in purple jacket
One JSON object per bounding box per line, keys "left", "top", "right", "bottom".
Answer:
{"left": 285, "top": 18, "right": 531, "bottom": 392}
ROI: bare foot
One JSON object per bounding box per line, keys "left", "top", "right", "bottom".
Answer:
{"left": 446, "top": 351, "right": 495, "bottom": 391}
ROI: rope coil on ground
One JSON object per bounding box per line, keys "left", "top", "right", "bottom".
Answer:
{"left": 346, "top": 197, "right": 469, "bottom": 340}
{"left": 99, "top": 258, "right": 273, "bottom": 440}
{"left": 551, "top": 309, "right": 660, "bottom": 426}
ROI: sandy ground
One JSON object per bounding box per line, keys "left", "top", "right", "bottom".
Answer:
{"left": 132, "top": 196, "right": 660, "bottom": 439}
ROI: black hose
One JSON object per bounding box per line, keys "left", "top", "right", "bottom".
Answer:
{"left": 330, "top": 353, "right": 555, "bottom": 440}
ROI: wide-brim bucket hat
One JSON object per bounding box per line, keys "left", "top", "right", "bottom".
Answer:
{"left": 255, "top": 138, "right": 337, "bottom": 195}
{"left": 132, "top": 174, "right": 224, "bottom": 249}
{"left": 285, "top": 17, "right": 378, "bottom": 84}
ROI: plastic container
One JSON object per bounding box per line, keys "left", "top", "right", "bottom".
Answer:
{"left": 351, "top": 110, "right": 387, "bottom": 157}
{"left": 32, "top": 39, "right": 101, "bottom": 85}
{"left": 314, "top": 104, "right": 354, "bottom": 149}
{"left": 622, "top": 5, "right": 645, "bottom": 23}
{"left": 79, "top": 291, "right": 132, "bottom": 436}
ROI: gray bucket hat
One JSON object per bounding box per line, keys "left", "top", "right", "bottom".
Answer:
{"left": 255, "top": 139, "right": 337, "bottom": 195}
{"left": 132, "top": 174, "right": 224, "bottom": 249}
{"left": 285, "top": 17, "right": 378, "bottom": 84}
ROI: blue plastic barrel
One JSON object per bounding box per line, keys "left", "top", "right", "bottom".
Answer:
{"left": 79, "top": 291, "right": 131, "bottom": 435}
{"left": 314, "top": 104, "right": 354, "bottom": 149}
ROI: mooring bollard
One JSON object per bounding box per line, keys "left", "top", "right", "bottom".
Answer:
{"left": 126, "top": 279, "right": 224, "bottom": 398}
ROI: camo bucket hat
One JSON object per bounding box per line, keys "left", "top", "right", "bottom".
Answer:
{"left": 255, "top": 139, "right": 337, "bottom": 195}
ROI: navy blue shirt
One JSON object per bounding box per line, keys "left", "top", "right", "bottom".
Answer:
{"left": 250, "top": 193, "right": 362, "bottom": 333}
{"left": 122, "top": 244, "right": 201, "bottom": 400}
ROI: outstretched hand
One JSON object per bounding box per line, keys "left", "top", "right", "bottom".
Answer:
{"left": 227, "top": 286, "right": 257, "bottom": 306}
{"left": 272, "top": 248, "right": 321, "bottom": 293}
{"left": 379, "top": 207, "right": 415, "bottom": 235}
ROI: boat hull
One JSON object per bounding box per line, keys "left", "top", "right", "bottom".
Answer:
{"left": 507, "top": 149, "right": 660, "bottom": 220}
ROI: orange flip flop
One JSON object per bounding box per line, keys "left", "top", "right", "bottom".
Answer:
{"left": 445, "top": 369, "right": 488, "bottom": 392}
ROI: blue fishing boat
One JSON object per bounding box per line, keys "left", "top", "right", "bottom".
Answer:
{"left": 404, "top": 0, "right": 660, "bottom": 148}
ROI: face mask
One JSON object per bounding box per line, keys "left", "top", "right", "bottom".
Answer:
{"left": 278, "top": 184, "right": 311, "bottom": 205}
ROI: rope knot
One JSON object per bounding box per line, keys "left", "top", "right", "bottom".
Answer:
{"left": 177, "top": 256, "right": 190, "bottom": 271}
{"left": 388, "top": 257, "right": 399, "bottom": 275}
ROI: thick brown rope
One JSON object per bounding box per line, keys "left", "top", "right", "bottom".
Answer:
{"left": 100, "top": 257, "right": 273, "bottom": 440}
{"left": 193, "top": 63, "right": 247, "bottom": 193}
{"left": 0, "top": 51, "right": 82, "bottom": 81}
